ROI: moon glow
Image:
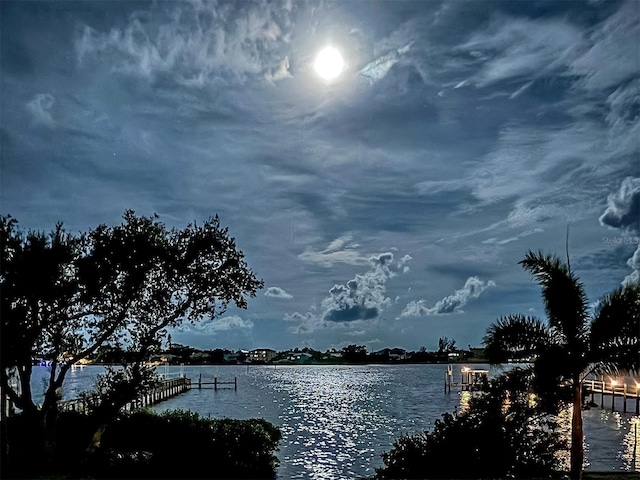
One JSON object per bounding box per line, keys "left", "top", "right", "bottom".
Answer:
{"left": 314, "top": 47, "right": 345, "bottom": 80}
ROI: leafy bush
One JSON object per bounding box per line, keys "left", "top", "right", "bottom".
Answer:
{"left": 97, "top": 409, "right": 281, "bottom": 478}
{"left": 375, "top": 370, "right": 566, "bottom": 479}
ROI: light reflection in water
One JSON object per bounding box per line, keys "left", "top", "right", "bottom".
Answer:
{"left": 621, "top": 416, "right": 640, "bottom": 470}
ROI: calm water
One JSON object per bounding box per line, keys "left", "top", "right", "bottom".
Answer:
{"left": 31, "top": 364, "right": 640, "bottom": 479}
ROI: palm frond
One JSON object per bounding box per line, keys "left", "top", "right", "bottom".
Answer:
{"left": 483, "top": 314, "right": 556, "bottom": 364}
{"left": 519, "top": 251, "right": 589, "bottom": 344}
{"left": 589, "top": 283, "right": 640, "bottom": 374}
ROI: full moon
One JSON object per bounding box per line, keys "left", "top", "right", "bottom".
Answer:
{"left": 314, "top": 47, "right": 344, "bottom": 80}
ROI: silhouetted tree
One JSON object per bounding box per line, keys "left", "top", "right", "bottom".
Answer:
{"left": 483, "top": 251, "right": 639, "bottom": 480}
{"left": 341, "top": 344, "right": 368, "bottom": 363}
{"left": 437, "top": 336, "right": 455, "bottom": 354}
{"left": 1, "top": 211, "right": 263, "bottom": 466}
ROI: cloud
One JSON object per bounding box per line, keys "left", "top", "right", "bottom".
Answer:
{"left": 599, "top": 177, "right": 640, "bottom": 285}
{"left": 460, "top": 16, "right": 584, "bottom": 87}
{"left": 286, "top": 252, "right": 409, "bottom": 332}
{"left": 623, "top": 245, "right": 640, "bottom": 286}
{"left": 401, "top": 276, "right": 496, "bottom": 316}
{"left": 26, "top": 93, "right": 55, "bottom": 127}
{"left": 599, "top": 177, "right": 640, "bottom": 232}
{"left": 264, "top": 286, "right": 293, "bottom": 299}
{"left": 175, "top": 315, "right": 254, "bottom": 335}
{"left": 359, "top": 41, "right": 414, "bottom": 84}
{"left": 298, "top": 235, "right": 369, "bottom": 267}
{"left": 74, "top": 1, "right": 294, "bottom": 85}
{"left": 570, "top": 1, "right": 640, "bottom": 91}
{"left": 265, "top": 56, "right": 291, "bottom": 84}
{"left": 398, "top": 254, "right": 412, "bottom": 273}
{"left": 321, "top": 252, "right": 395, "bottom": 322}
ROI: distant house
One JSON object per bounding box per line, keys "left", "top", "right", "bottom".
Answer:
{"left": 224, "top": 349, "right": 249, "bottom": 363}
{"left": 250, "top": 348, "right": 277, "bottom": 363}
{"left": 371, "top": 348, "right": 407, "bottom": 361}
{"left": 389, "top": 348, "right": 407, "bottom": 361}
{"left": 372, "top": 348, "right": 390, "bottom": 358}
{"left": 289, "top": 352, "right": 312, "bottom": 362}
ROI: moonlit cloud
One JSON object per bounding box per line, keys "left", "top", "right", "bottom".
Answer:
{"left": 264, "top": 286, "right": 293, "bottom": 299}
{"left": 401, "top": 277, "right": 496, "bottom": 317}
{"left": 26, "top": 94, "right": 56, "bottom": 127}
{"left": 623, "top": 246, "right": 640, "bottom": 286}
{"left": 298, "top": 235, "right": 369, "bottom": 267}
{"left": 75, "top": 1, "right": 294, "bottom": 85}
{"left": 599, "top": 177, "right": 640, "bottom": 285}
{"left": 286, "top": 252, "right": 409, "bottom": 333}
{"left": 599, "top": 177, "right": 640, "bottom": 232}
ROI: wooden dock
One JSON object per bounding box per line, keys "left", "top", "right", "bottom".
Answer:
{"left": 584, "top": 379, "right": 640, "bottom": 414}
{"left": 2, "top": 376, "right": 192, "bottom": 418}
{"left": 194, "top": 374, "right": 237, "bottom": 391}
{"left": 60, "top": 376, "right": 192, "bottom": 414}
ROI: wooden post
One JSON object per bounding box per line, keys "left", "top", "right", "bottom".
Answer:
{"left": 590, "top": 380, "right": 595, "bottom": 403}
{"left": 623, "top": 384, "right": 627, "bottom": 413}
{"left": 600, "top": 381, "right": 604, "bottom": 409}
{"left": 636, "top": 386, "right": 639, "bottom": 415}
{"left": 234, "top": 377, "right": 237, "bottom": 391}
{"left": 612, "top": 383, "right": 616, "bottom": 412}
{"left": 199, "top": 373, "right": 202, "bottom": 389}
{"left": 214, "top": 377, "right": 217, "bottom": 391}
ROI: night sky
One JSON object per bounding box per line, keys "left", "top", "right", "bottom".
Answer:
{"left": 2, "top": 0, "right": 639, "bottom": 352}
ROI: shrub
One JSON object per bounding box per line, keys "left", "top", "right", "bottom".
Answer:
{"left": 375, "top": 370, "right": 566, "bottom": 479}
{"left": 97, "top": 409, "right": 281, "bottom": 479}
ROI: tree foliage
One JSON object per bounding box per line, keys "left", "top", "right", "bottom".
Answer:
{"left": 1, "top": 211, "right": 263, "bottom": 456}
{"left": 483, "top": 250, "right": 639, "bottom": 479}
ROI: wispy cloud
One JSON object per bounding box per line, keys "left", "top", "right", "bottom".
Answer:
{"left": 298, "top": 235, "right": 369, "bottom": 267}
{"left": 26, "top": 93, "right": 55, "bottom": 127}
{"left": 401, "top": 276, "right": 495, "bottom": 317}
{"left": 174, "top": 315, "right": 254, "bottom": 335}
{"left": 74, "top": 1, "right": 294, "bottom": 85}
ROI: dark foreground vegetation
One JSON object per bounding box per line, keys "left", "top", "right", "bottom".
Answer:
{"left": 3, "top": 409, "right": 281, "bottom": 479}
{"left": 376, "top": 370, "right": 566, "bottom": 479}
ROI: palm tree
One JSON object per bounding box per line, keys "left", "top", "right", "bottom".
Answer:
{"left": 484, "top": 251, "right": 639, "bottom": 480}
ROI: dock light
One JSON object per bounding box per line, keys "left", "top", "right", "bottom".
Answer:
{"left": 611, "top": 379, "right": 618, "bottom": 386}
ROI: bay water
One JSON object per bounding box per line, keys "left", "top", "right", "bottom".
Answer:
{"left": 31, "top": 364, "right": 640, "bottom": 479}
